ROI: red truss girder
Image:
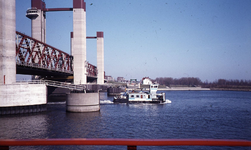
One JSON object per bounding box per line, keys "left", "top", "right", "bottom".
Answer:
{"left": 86, "top": 62, "right": 97, "bottom": 77}
{"left": 16, "top": 31, "right": 73, "bottom": 74}
{"left": 16, "top": 31, "right": 97, "bottom": 77}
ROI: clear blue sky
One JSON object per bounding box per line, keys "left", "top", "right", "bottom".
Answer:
{"left": 16, "top": 0, "right": 251, "bottom": 82}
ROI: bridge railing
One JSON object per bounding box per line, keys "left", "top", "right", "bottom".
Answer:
{"left": 0, "top": 139, "right": 250, "bottom": 150}
{"left": 43, "top": 80, "right": 86, "bottom": 91}
{"left": 16, "top": 80, "right": 108, "bottom": 92}
{"left": 16, "top": 80, "right": 86, "bottom": 91}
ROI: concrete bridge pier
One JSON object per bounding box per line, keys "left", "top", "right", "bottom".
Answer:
{"left": 66, "top": 92, "right": 100, "bottom": 112}
{"left": 0, "top": 0, "right": 47, "bottom": 115}
{"left": 66, "top": 84, "right": 108, "bottom": 112}
{"left": 66, "top": 0, "right": 100, "bottom": 113}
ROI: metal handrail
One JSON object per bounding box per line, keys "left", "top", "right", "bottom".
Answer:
{"left": 0, "top": 139, "right": 250, "bottom": 149}
{"left": 16, "top": 80, "right": 86, "bottom": 91}
{"left": 43, "top": 80, "right": 86, "bottom": 91}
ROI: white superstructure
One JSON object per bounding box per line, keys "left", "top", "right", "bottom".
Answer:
{"left": 114, "top": 84, "right": 167, "bottom": 103}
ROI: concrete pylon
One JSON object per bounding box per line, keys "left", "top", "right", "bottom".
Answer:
{"left": 73, "top": 0, "right": 86, "bottom": 84}
{"left": 97, "top": 32, "right": 104, "bottom": 84}
{"left": 0, "top": 0, "right": 16, "bottom": 84}
{"left": 27, "top": 0, "right": 46, "bottom": 42}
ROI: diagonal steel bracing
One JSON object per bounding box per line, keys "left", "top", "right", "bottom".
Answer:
{"left": 15, "top": 31, "right": 97, "bottom": 78}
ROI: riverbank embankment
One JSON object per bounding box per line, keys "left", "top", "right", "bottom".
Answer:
{"left": 158, "top": 87, "right": 210, "bottom": 91}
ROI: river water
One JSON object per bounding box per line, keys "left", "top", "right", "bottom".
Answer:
{"left": 0, "top": 91, "right": 250, "bottom": 150}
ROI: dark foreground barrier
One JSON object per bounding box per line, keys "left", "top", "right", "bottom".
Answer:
{"left": 0, "top": 139, "right": 251, "bottom": 150}
{"left": 0, "top": 104, "right": 47, "bottom": 115}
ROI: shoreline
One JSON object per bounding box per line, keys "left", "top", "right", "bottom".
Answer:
{"left": 210, "top": 88, "right": 251, "bottom": 92}
{"left": 126, "top": 87, "right": 211, "bottom": 91}
{"left": 158, "top": 87, "right": 210, "bottom": 91}
{"left": 158, "top": 87, "right": 251, "bottom": 92}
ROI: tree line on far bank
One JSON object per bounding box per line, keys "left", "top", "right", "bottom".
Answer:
{"left": 155, "top": 77, "right": 202, "bottom": 86}
{"left": 154, "top": 77, "right": 251, "bottom": 90}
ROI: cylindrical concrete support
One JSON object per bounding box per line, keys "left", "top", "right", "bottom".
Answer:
{"left": 97, "top": 32, "right": 104, "bottom": 84}
{"left": 73, "top": 0, "right": 87, "bottom": 84}
{"left": 66, "top": 92, "right": 100, "bottom": 112}
{"left": 0, "top": 0, "right": 16, "bottom": 84}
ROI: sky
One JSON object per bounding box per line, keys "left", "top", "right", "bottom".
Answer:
{"left": 16, "top": 0, "right": 251, "bottom": 82}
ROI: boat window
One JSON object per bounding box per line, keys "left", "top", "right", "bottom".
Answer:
{"left": 151, "top": 86, "right": 153, "bottom": 88}
{"left": 130, "top": 95, "right": 134, "bottom": 98}
{"left": 154, "top": 86, "right": 158, "bottom": 88}
{"left": 136, "top": 95, "right": 139, "bottom": 98}
{"left": 148, "top": 95, "right": 150, "bottom": 99}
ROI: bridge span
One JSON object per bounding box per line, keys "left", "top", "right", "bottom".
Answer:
{"left": 16, "top": 31, "right": 98, "bottom": 81}
{"left": 1, "top": 0, "right": 106, "bottom": 114}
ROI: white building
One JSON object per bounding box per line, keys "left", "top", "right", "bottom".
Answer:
{"left": 117, "top": 77, "right": 125, "bottom": 82}
{"left": 142, "top": 77, "right": 153, "bottom": 85}
{"left": 105, "top": 76, "right": 114, "bottom": 81}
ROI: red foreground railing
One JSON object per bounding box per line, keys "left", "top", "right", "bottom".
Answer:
{"left": 0, "top": 139, "right": 250, "bottom": 150}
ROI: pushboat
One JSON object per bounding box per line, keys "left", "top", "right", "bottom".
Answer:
{"left": 113, "top": 84, "right": 169, "bottom": 103}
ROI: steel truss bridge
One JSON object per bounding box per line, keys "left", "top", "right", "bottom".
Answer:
{"left": 16, "top": 31, "right": 97, "bottom": 80}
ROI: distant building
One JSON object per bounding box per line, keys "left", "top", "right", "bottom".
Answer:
{"left": 105, "top": 75, "right": 114, "bottom": 81}
{"left": 127, "top": 79, "right": 139, "bottom": 87}
{"left": 142, "top": 77, "right": 153, "bottom": 85}
{"left": 130, "top": 79, "right": 137, "bottom": 83}
{"left": 117, "top": 77, "right": 125, "bottom": 82}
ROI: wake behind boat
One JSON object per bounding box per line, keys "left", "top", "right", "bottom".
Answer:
{"left": 113, "top": 84, "right": 169, "bottom": 103}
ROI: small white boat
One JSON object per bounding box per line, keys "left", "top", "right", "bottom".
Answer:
{"left": 113, "top": 84, "right": 168, "bottom": 103}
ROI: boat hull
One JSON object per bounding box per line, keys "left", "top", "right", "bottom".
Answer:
{"left": 113, "top": 98, "right": 164, "bottom": 104}
{"left": 113, "top": 98, "right": 129, "bottom": 103}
